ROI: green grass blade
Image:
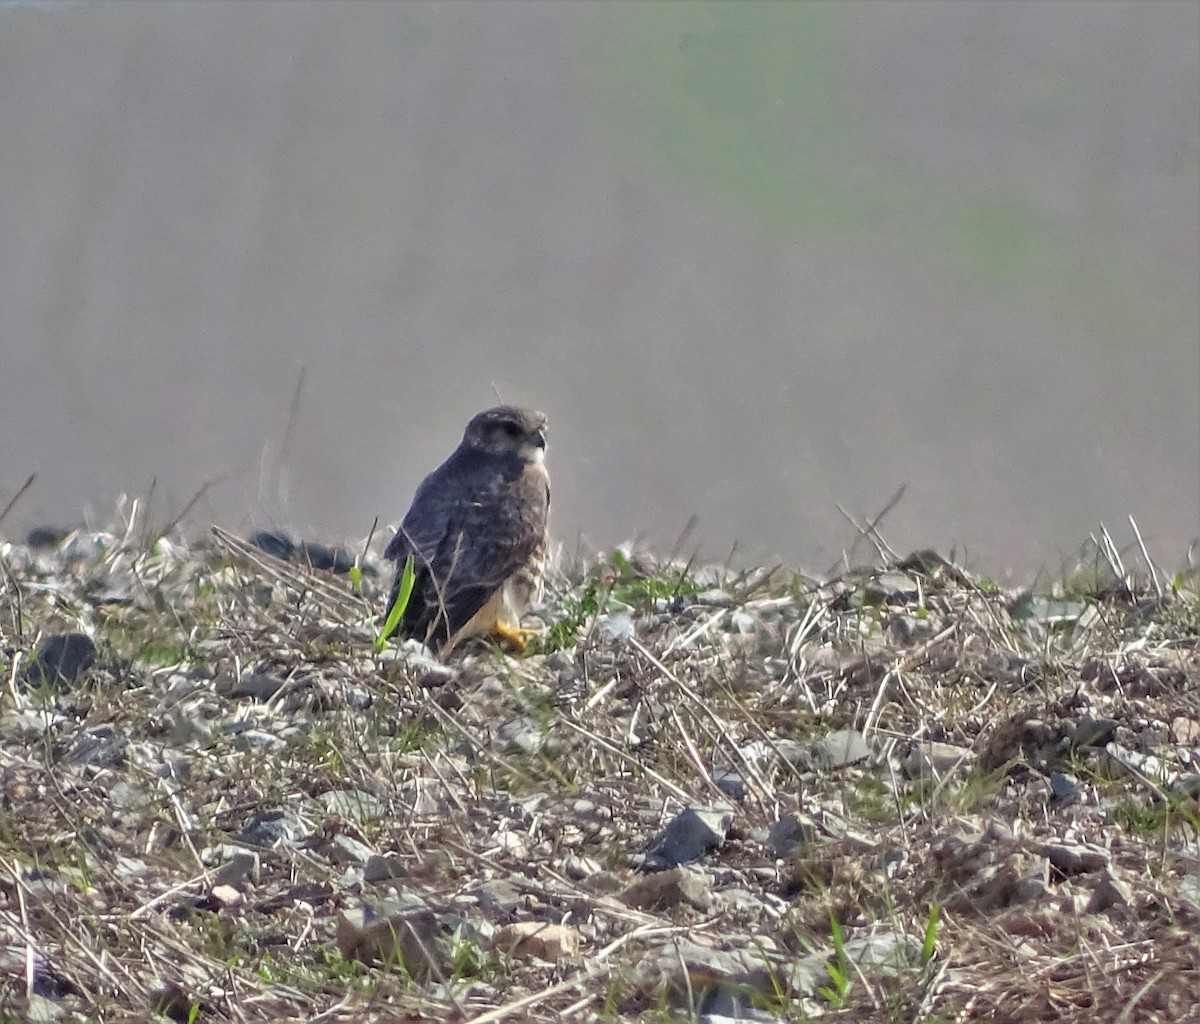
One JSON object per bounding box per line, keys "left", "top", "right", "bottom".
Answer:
{"left": 375, "top": 555, "right": 416, "bottom": 653}
{"left": 922, "top": 903, "right": 940, "bottom": 964}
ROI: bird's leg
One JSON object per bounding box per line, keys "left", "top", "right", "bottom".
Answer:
{"left": 492, "top": 620, "right": 541, "bottom": 653}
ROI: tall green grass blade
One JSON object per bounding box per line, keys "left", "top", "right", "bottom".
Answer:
{"left": 922, "top": 903, "right": 940, "bottom": 964}
{"left": 375, "top": 555, "right": 415, "bottom": 653}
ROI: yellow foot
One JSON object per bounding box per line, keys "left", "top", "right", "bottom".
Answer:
{"left": 492, "top": 621, "right": 541, "bottom": 653}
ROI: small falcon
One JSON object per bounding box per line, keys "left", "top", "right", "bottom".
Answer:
{"left": 383, "top": 406, "right": 550, "bottom": 655}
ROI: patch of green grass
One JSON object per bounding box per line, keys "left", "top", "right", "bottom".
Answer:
{"left": 818, "top": 915, "right": 852, "bottom": 1007}
{"left": 845, "top": 772, "right": 902, "bottom": 825}
{"left": 258, "top": 946, "right": 365, "bottom": 987}
{"left": 608, "top": 550, "right": 702, "bottom": 610}
{"left": 535, "top": 581, "right": 602, "bottom": 653}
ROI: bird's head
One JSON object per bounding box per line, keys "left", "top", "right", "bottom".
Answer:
{"left": 463, "top": 406, "right": 548, "bottom": 463}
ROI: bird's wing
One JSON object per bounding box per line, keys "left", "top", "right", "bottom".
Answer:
{"left": 383, "top": 466, "right": 457, "bottom": 566}
{"left": 383, "top": 458, "right": 476, "bottom": 641}
{"left": 426, "top": 462, "right": 550, "bottom": 644}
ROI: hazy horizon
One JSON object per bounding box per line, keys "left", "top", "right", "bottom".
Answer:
{"left": 1, "top": 2, "right": 1196, "bottom": 577}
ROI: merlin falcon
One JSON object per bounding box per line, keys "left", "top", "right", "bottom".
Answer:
{"left": 383, "top": 406, "right": 550, "bottom": 655}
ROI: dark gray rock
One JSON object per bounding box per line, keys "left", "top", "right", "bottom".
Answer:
{"left": 216, "top": 671, "right": 286, "bottom": 701}
{"left": 65, "top": 725, "right": 127, "bottom": 768}
{"left": 324, "top": 834, "right": 376, "bottom": 866}
{"left": 213, "top": 850, "right": 260, "bottom": 889}
{"left": 297, "top": 542, "right": 355, "bottom": 573}
{"left": 25, "top": 633, "right": 96, "bottom": 688}
{"left": 249, "top": 530, "right": 295, "bottom": 561}
{"left": 363, "top": 855, "right": 404, "bottom": 884}
{"left": 900, "top": 740, "right": 974, "bottom": 781}
{"left": 1048, "top": 771, "right": 1081, "bottom": 805}
{"left": 234, "top": 808, "right": 312, "bottom": 849}
{"left": 473, "top": 878, "right": 524, "bottom": 915}
{"left": 1072, "top": 717, "right": 1118, "bottom": 749}
{"left": 766, "top": 813, "right": 816, "bottom": 859}
{"left": 712, "top": 767, "right": 747, "bottom": 803}
{"left": 1170, "top": 773, "right": 1200, "bottom": 798}
{"left": 1043, "top": 843, "right": 1108, "bottom": 875}
{"left": 643, "top": 806, "right": 733, "bottom": 871}
{"left": 25, "top": 525, "right": 70, "bottom": 549}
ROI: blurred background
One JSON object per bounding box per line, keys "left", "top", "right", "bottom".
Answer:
{"left": 1, "top": 1, "right": 1196, "bottom": 576}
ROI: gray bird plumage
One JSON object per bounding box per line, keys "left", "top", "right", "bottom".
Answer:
{"left": 384, "top": 406, "right": 550, "bottom": 654}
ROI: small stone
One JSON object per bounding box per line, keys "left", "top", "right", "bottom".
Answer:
{"left": 1042, "top": 843, "right": 1108, "bottom": 876}
{"left": 712, "top": 767, "right": 747, "bottom": 803}
{"left": 1170, "top": 774, "right": 1200, "bottom": 798}
{"left": 494, "top": 921, "right": 580, "bottom": 961}
{"left": 364, "top": 854, "right": 405, "bottom": 884}
{"left": 1048, "top": 772, "right": 1081, "bottom": 805}
{"left": 1072, "top": 717, "right": 1118, "bottom": 749}
{"left": 225, "top": 671, "right": 286, "bottom": 701}
{"left": 473, "top": 878, "right": 524, "bottom": 915}
{"left": 730, "top": 610, "right": 756, "bottom": 634}
{"left": 622, "top": 866, "right": 713, "bottom": 911}
{"left": 766, "top": 813, "right": 815, "bottom": 859}
{"left": 864, "top": 572, "right": 920, "bottom": 606}
{"left": 321, "top": 789, "right": 385, "bottom": 823}
{"left": 559, "top": 855, "right": 602, "bottom": 880}
{"left": 884, "top": 849, "right": 905, "bottom": 879}
{"left": 229, "top": 727, "right": 286, "bottom": 752}
{"left": 1170, "top": 717, "right": 1200, "bottom": 744}
{"left": 1102, "top": 742, "right": 1164, "bottom": 781}
{"left": 1087, "top": 870, "right": 1133, "bottom": 914}
{"left": 643, "top": 806, "right": 733, "bottom": 871}
{"left": 24, "top": 633, "right": 96, "bottom": 688}
{"left": 25, "top": 994, "right": 64, "bottom": 1023}
{"left": 68, "top": 727, "right": 128, "bottom": 768}
{"left": 742, "top": 739, "right": 807, "bottom": 766}
{"left": 900, "top": 740, "right": 974, "bottom": 781}
{"left": 0, "top": 709, "right": 64, "bottom": 740}
{"left": 336, "top": 901, "right": 454, "bottom": 979}
{"left": 108, "top": 781, "right": 147, "bottom": 810}
{"left": 497, "top": 716, "right": 544, "bottom": 755}
{"left": 234, "top": 808, "right": 312, "bottom": 849}
{"left": 598, "top": 612, "right": 636, "bottom": 642}
{"left": 213, "top": 850, "right": 260, "bottom": 889}
{"left": 209, "top": 884, "right": 242, "bottom": 907}
{"left": 325, "top": 834, "right": 376, "bottom": 866}
{"left": 811, "top": 729, "right": 869, "bottom": 769}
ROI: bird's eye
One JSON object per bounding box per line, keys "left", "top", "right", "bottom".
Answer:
{"left": 501, "top": 422, "right": 522, "bottom": 438}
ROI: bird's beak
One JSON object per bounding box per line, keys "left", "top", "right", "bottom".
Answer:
{"left": 534, "top": 429, "right": 547, "bottom": 450}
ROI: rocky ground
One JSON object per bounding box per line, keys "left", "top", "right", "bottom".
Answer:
{"left": 0, "top": 513, "right": 1198, "bottom": 1023}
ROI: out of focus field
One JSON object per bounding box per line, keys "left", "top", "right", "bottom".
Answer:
{"left": 1, "top": 1, "right": 1195, "bottom": 574}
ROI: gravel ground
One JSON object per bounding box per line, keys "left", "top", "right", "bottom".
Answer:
{"left": 1, "top": 518, "right": 1197, "bottom": 1023}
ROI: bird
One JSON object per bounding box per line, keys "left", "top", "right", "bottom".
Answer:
{"left": 383, "top": 406, "right": 550, "bottom": 656}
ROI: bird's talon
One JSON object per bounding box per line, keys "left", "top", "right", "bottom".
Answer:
{"left": 492, "top": 621, "right": 540, "bottom": 652}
